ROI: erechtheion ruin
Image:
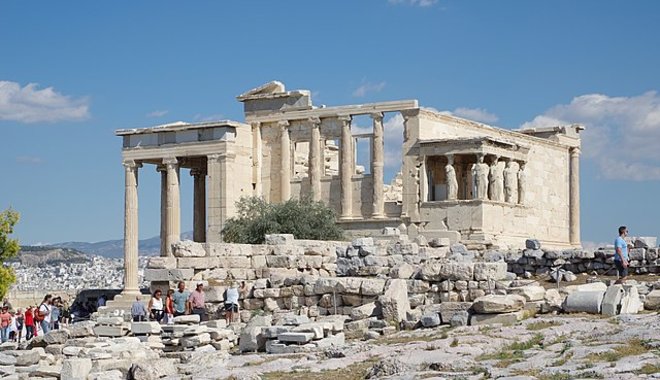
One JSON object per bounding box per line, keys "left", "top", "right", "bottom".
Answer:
{"left": 115, "top": 81, "right": 583, "bottom": 295}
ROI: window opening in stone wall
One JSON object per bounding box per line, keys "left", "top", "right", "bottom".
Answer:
{"left": 354, "top": 137, "right": 371, "bottom": 175}
{"left": 324, "top": 139, "right": 339, "bottom": 176}
{"left": 293, "top": 141, "right": 310, "bottom": 179}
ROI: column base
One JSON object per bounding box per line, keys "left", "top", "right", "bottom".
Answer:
{"left": 339, "top": 216, "right": 356, "bottom": 221}
{"left": 120, "top": 288, "right": 141, "bottom": 298}
{"left": 371, "top": 214, "right": 386, "bottom": 219}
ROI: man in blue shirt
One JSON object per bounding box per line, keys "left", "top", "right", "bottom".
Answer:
{"left": 172, "top": 282, "right": 190, "bottom": 316}
{"left": 614, "top": 225, "right": 631, "bottom": 284}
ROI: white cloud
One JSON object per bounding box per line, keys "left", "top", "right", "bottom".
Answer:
{"left": 389, "top": 0, "right": 438, "bottom": 7}
{"left": 16, "top": 155, "right": 43, "bottom": 164}
{"left": 352, "top": 81, "right": 386, "bottom": 98}
{"left": 521, "top": 91, "right": 660, "bottom": 181}
{"left": 146, "top": 110, "right": 168, "bottom": 118}
{"left": 451, "top": 107, "right": 499, "bottom": 124}
{"left": 0, "top": 81, "right": 89, "bottom": 123}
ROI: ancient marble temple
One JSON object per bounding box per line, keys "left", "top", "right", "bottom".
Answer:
{"left": 115, "top": 81, "right": 582, "bottom": 293}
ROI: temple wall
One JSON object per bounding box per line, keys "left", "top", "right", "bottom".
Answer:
{"left": 417, "top": 112, "right": 572, "bottom": 249}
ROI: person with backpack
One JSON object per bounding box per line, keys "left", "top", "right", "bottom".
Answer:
{"left": 37, "top": 295, "right": 52, "bottom": 334}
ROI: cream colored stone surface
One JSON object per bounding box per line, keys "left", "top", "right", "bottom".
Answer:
{"left": 116, "top": 81, "right": 582, "bottom": 293}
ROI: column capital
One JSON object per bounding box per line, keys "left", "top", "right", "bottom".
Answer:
{"left": 370, "top": 112, "right": 384, "bottom": 122}
{"left": 163, "top": 157, "right": 178, "bottom": 167}
{"left": 156, "top": 164, "right": 166, "bottom": 173}
{"left": 400, "top": 108, "right": 420, "bottom": 121}
{"left": 445, "top": 154, "right": 455, "bottom": 165}
{"left": 277, "top": 120, "right": 290, "bottom": 129}
{"left": 122, "top": 160, "right": 142, "bottom": 170}
{"left": 250, "top": 121, "right": 261, "bottom": 129}
{"left": 570, "top": 146, "right": 581, "bottom": 157}
{"left": 308, "top": 116, "right": 321, "bottom": 126}
{"left": 337, "top": 115, "right": 352, "bottom": 124}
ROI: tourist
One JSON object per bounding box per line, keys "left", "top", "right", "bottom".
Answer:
{"left": 0, "top": 306, "right": 11, "bottom": 343}
{"left": 60, "top": 302, "right": 70, "bottom": 327}
{"left": 14, "top": 308, "right": 23, "bottom": 343}
{"left": 224, "top": 282, "right": 240, "bottom": 323}
{"left": 50, "top": 298, "right": 61, "bottom": 330}
{"left": 614, "top": 226, "right": 632, "bottom": 284}
{"left": 165, "top": 289, "right": 175, "bottom": 324}
{"left": 97, "top": 294, "right": 107, "bottom": 309}
{"left": 24, "top": 306, "right": 34, "bottom": 341}
{"left": 38, "top": 294, "right": 52, "bottom": 334}
{"left": 148, "top": 289, "right": 165, "bottom": 323}
{"left": 172, "top": 281, "right": 190, "bottom": 317}
{"left": 2, "top": 298, "right": 12, "bottom": 312}
{"left": 131, "top": 296, "right": 148, "bottom": 322}
{"left": 8, "top": 312, "right": 17, "bottom": 342}
{"left": 189, "top": 283, "right": 207, "bottom": 321}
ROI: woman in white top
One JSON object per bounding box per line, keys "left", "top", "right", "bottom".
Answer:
{"left": 147, "top": 289, "right": 164, "bottom": 323}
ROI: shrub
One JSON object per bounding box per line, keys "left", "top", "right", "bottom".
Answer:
{"left": 222, "top": 197, "right": 344, "bottom": 244}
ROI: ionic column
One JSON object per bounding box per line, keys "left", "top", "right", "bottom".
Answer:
{"left": 569, "top": 147, "right": 581, "bottom": 246}
{"left": 164, "top": 157, "right": 180, "bottom": 256}
{"left": 251, "top": 122, "right": 262, "bottom": 196}
{"left": 279, "top": 120, "right": 291, "bottom": 202}
{"left": 191, "top": 168, "right": 206, "bottom": 243}
{"left": 308, "top": 117, "right": 322, "bottom": 201}
{"left": 157, "top": 165, "right": 167, "bottom": 256}
{"left": 339, "top": 115, "right": 353, "bottom": 219}
{"left": 122, "top": 160, "right": 141, "bottom": 296}
{"left": 371, "top": 112, "right": 385, "bottom": 218}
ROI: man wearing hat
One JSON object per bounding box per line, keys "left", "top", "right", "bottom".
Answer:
{"left": 188, "top": 283, "right": 207, "bottom": 321}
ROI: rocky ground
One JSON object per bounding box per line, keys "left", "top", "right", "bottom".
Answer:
{"left": 201, "top": 312, "right": 660, "bottom": 380}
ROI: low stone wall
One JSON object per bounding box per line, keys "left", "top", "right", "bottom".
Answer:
{"left": 144, "top": 235, "right": 510, "bottom": 322}
{"left": 506, "top": 241, "right": 660, "bottom": 277}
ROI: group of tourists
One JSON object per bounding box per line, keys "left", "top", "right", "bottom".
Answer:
{"left": 0, "top": 294, "right": 69, "bottom": 343}
{"left": 131, "top": 281, "right": 247, "bottom": 324}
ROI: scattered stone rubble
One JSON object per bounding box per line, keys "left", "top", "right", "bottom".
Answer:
{"left": 3, "top": 234, "right": 660, "bottom": 378}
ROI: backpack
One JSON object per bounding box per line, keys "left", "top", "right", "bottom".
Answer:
{"left": 34, "top": 304, "right": 47, "bottom": 322}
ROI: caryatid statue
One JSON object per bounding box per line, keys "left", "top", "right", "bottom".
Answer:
{"left": 445, "top": 155, "right": 458, "bottom": 200}
{"left": 518, "top": 161, "right": 527, "bottom": 204}
{"left": 472, "top": 154, "right": 489, "bottom": 200}
{"left": 488, "top": 156, "right": 504, "bottom": 202}
{"left": 503, "top": 159, "right": 518, "bottom": 203}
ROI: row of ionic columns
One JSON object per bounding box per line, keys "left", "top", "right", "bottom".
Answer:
{"left": 122, "top": 156, "right": 214, "bottom": 296}
{"left": 275, "top": 113, "right": 386, "bottom": 220}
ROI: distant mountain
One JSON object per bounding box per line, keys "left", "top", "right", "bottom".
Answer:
{"left": 50, "top": 231, "right": 193, "bottom": 259}
{"left": 12, "top": 246, "right": 91, "bottom": 267}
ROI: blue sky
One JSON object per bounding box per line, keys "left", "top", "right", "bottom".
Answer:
{"left": 1, "top": 0, "right": 659, "bottom": 246}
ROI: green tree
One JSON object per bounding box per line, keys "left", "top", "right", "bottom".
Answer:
{"left": 222, "top": 197, "right": 343, "bottom": 244}
{"left": 0, "top": 209, "right": 20, "bottom": 300}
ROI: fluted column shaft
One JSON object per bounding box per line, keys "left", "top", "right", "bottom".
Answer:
{"left": 157, "top": 165, "right": 167, "bottom": 256}
{"left": 164, "top": 157, "right": 180, "bottom": 256}
{"left": 122, "top": 160, "right": 140, "bottom": 296}
{"left": 191, "top": 168, "right": 206, "bottom": 243}
{"left": 308, "top": 117, "right": 322, "bottom": 201}
{"left": 279, "top": 121, "right": 291, "bottom": 202}
{"left": 371, "top": 112, "right": 385, "bottom": 218}
{"left": 251, "top": 122, "right": 262, "bottom": 197}
{"left": 339, "top": 115, "right": 353, "bottom": 219}
{"left": 569, "top": 147, "right": 581, "bottom": 246}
